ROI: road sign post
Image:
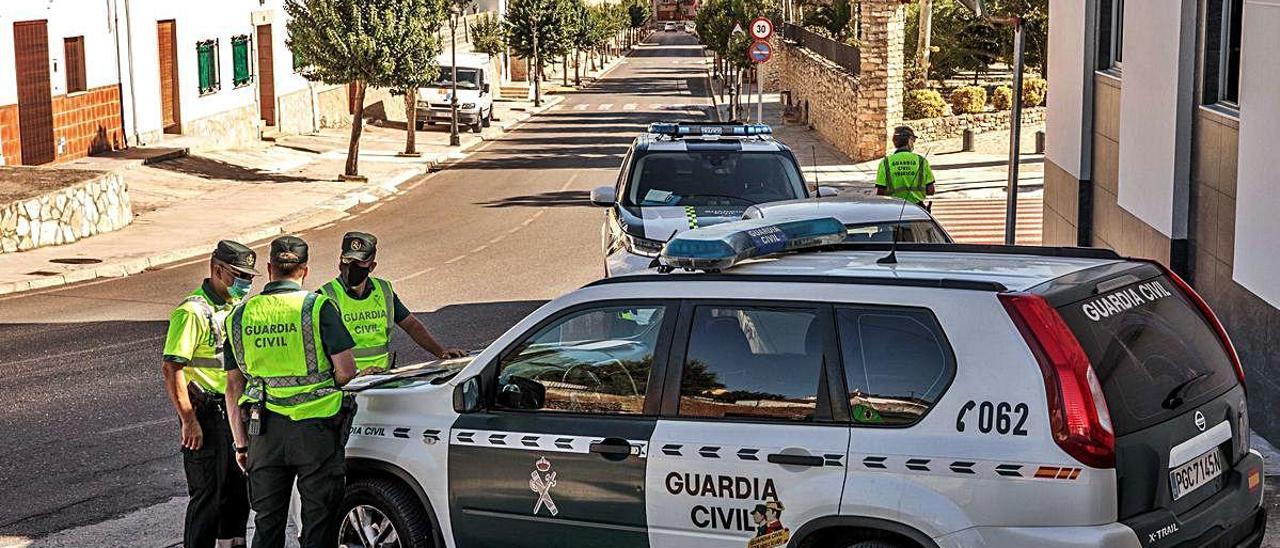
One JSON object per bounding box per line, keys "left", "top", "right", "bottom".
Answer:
{"left": 748, "top": 38, "right": 772, "bottom": 122}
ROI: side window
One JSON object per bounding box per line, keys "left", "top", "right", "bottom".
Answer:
{"left": 836, "top": 307, "right": 954, "bottom": 426}
{"left": 678, "top": 306, "right": 826, "bottom": 422}
{"left": 494, "top": 305, "right": 666, "bottom": 415}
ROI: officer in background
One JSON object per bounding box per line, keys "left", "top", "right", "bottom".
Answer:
{"left": 223, "top": 236, "right": 357, "bottom": 548}
{"left": 319, "top": 231, "right": 465, "bottom": 373}
{"left": 162, "top": 240, "right": 257, "bottom": 548}
{"left": 875, "top": 126, "right": 936, "bottom": 207}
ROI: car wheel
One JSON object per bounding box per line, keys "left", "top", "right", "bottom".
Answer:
{"left": 481, "top": 109, "right": 492, "bottom": 128}
{"left": 338, "top": 477, "right": 435, "bottom": 548}
{"left": 426, "top": 120, "right": 436, "bottom": 126}
{"left": 470, "top": 120, "right": 482, "bottom": 133}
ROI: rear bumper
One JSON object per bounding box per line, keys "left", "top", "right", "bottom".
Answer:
{"left": 1121, "top": 450, "right": 1266, "bottom": 547}
{"left": 935, "top": 523, "right": 1143, "bottom": 548}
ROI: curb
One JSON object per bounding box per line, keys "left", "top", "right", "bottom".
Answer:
{"left": 0, "top": 95, "right": 567, "bottom": 297}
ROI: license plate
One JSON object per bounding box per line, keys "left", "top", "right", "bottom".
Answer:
{"left": 1169, "top": 448, "right": 1224, "bottom": 500}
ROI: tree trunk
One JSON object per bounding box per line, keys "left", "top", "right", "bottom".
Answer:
{"left": 574, "top": 49, "right": 581, "bottom": 86}
{"left": 404, "top": 87, "right": 417, "bottom": 155}
{"left": 916, "top": 0, "right": 933, "bottom": 84}
{"left": 345, "top": 81, "right": 366, "bottom": 177}
{"left": 563, "top": 54, "right": 569, "bottom": 86}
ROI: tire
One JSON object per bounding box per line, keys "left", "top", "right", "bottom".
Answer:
{"left": 426, "top": 120, "right": 436, "bottom": 126}
{"left": 338, "top": 477, "right": 435, "bottom": 548}
{"left": 414, "top": 120, "right": 425, "bottom": 131}
{"left": 470, "top": 120, "right": 482, "bottom": 133}
{"left": 481, "top": 108, "right": 492, "bottom": 128}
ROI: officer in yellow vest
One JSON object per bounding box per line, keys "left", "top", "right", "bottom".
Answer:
{"left": 162, "top": 240, "right": 257, "bottom": 548}
{"left": 875, "top": 126, "right": 936, "bottom": 206}
{"left": 319, "top": 231, "right": 465, "bottom": 373}
{"left": 223, "top": 236, "right": 357, "bottom": 548}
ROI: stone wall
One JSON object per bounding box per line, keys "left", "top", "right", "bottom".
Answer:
{"left": 0, "top": 169, "right": 132, "bottom": 253}
{"left": 769, "top": 43, "right": 864, "bottom": 159}
{"left": 277, "top": 84, "right": 351, "bottom": 135}
{"left": 183, "top": 104, "right": 261, "bottom": 151}
{"left": 908, "top": 107, "right": 1046, "bottom": 142}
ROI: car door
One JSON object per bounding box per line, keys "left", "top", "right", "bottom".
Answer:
{"left": 449, "top": 301, "right": 676, "bottom": 547}
{"left": 647, "top": 302, "right": 849, "bottom": 548}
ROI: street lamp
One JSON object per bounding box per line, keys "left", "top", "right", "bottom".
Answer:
{"left": 448, "top": 0, "right": 474, "bottom": 147}
{"left": 958, "top": 0, "right": 1025, "bottom": 245}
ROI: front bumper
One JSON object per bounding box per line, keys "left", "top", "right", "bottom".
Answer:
{"left": 418, "top": 107, "right": 480, "bottom": 124}
{"left": 604, "top": 249, "right": 658, "bottom": 277}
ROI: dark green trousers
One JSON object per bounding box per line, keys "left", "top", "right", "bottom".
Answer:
{"left": 245, "top": 411, "right": 345, "bottom": 548}
{"left": 182, "top": 397, "right": 249, "bottom": 548}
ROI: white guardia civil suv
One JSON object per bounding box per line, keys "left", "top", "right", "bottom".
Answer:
{"left": 338, "top": 217, "right": 1265, "bottom": 548}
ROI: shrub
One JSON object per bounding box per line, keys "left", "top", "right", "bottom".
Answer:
{"left": 904, "top": 89, "right": 947, "bottom": 120}
{"left": 991, "top": 85, "right": 1013, "bottom": 110}
{"left": 950, "top": 86, "right": 987, "bottom": 114}
{"left": 1022, "top": 77, "right": 1048, "bottom": 107}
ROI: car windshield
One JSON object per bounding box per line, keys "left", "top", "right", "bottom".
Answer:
{"left": 433, "top": 67, "right": 480, "bottom": 89}
{"left": 844, "top": 220, "right": 949, "bottom": 243}
{"left": 626, "top": 151, "right": 805, "bottom": 207}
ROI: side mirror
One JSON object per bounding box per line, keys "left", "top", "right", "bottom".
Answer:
{"left": 452, "top": 376, "right": 481, "bottom": 414}
{"left": 590, "top": 186, "right": 616, "bottom": 207}
{"left": 483, "top": 83, "right": 491, "bottom": 95}
{"left": 817, "top": 186, "right": 840, "bottom": 197}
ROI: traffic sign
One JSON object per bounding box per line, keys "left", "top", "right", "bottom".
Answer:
{"left": 750, "top": 17, "right": 773, "bottom": 40}
{"left": 732, "top": 23, "right": 745, "bottom": 35}
{"left": 748, "top": 40, "right": 772, "bottom": 63}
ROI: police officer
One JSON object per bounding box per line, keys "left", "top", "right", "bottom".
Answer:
{"left": 223, "top": 236, "right": 357, "bottom": 548}
{"left": 319, "top": 231, "right": 465, "bottom": 373}
{"left": 162, "top": 240, "right": 257, "bottom": 548}
{"left": 875, "top": 126, "right": 936, "bottom": 206}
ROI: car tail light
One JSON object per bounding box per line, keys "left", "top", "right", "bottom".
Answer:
{"left": 1001, "top": 293, "right": 1116, "bottom": 469}
{"left": 1159, "top": 265, "right": 1247, "bottom": 392}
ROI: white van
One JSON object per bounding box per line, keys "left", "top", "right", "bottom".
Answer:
{"left": 418, "top": 52, "right": 494, "bottom": 132}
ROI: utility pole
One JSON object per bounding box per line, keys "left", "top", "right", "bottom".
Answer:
{"left": 449, "top": 3, "right": 462, "bottom": 147}
{"left": 532, "top": 12, "right": 541, "bottom": 107}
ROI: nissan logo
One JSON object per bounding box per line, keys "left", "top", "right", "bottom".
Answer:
{"left": 1194, "top": 411, "right": 1207, "bottom": 432}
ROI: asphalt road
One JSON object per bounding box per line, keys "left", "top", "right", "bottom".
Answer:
{"left": 0, "top": 31, "right": 713, "bottom": 538}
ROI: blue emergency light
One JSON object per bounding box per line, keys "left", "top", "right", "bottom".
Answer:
{"left": 648, "top": 123, "right": 772, "bottom": 138}
{"left": 659, "top": 216, "right": 846, "bottom": 271}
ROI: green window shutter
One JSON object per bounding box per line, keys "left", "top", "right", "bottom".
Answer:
{"left": 232, "top": 35, "right": 252, "bottom": 86}
{"left": 197, "top": 40, "right": 219, "bottom": 94}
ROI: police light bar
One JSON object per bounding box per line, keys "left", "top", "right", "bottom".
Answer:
{"left": 659, "top": 216, "right": 846, "bottom": 272}
{"left": 648, "top": 122, "right": 772, "bottom": 138}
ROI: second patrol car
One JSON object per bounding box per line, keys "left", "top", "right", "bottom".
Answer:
{"left": 591, "top": 122, "right": 839, "bottom": 276}
{"left": 339, "top": 217, "right": 1264, "bottom": 548}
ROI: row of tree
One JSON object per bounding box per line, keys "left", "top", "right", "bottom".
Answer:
{"left": 908, "top": 0, "right": 1047, "bottom": 85}
{"left": 693, "top": 0, "right": 778, "bottom": 119}
{"left": 285, "top": 0, "right": 652, "bottom": 178}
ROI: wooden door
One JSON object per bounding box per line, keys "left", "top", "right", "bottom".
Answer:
{"left": 157, "top": 20, "right": 180, "bottom": 133}
{"left": 256, "top": 24, "right": 275, "bottom": 126}
{"left": 13, "top": 21, "right": 55, "bottom": 165}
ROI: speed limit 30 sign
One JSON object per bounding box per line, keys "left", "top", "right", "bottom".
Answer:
{"left": 750, "top": 17, "right": 773, "bottom": 40}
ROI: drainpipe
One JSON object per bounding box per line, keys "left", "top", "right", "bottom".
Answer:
{"left": 121, "top": 0, "right": 141, "bottom": 146}
{"left": 110, "top": 0, "right": 130, "bottom": 149}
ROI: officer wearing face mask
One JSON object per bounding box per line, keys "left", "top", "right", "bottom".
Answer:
{"left": 162, "top": 240, "right": 257, "bottom": 548}
{"left": 318, "top": 232, "right": 466, "bottom": 373}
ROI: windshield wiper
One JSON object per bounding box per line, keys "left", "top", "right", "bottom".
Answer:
{"left": 1161, "top": 371, "right": 1214, "bottom": 410}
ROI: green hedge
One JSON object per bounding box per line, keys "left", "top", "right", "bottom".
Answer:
{"left": 950, "top": 86, "right": 987, "bottom": 114}
{"left": 1022, "top": 77, "right": 1047, "bottom": 107}
{"left": 991, "top": 85, "right": 1013, "bottom": 110}
{"left": 904, "top": 89, "right": 947, "bottom": 120}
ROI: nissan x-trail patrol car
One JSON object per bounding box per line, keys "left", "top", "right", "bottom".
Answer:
{"left": 590, "top": 122, "right": 839, "bottom": 276}
{"left": 341, "top": 217, "right": 1265, "bottom": 548}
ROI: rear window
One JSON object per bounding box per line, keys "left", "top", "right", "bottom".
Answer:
{"left": 845, "top": 221, "right": 950, "bottom": 244}
{"left": 1056, "top": 276, "right": 1237, "bottom": 435}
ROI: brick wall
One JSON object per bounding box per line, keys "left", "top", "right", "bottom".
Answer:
{"left": 0, "top": 105, "right": 19, "bottom": 165}
{"left": 50, "top": 85, "right": 125, "bottom": 162}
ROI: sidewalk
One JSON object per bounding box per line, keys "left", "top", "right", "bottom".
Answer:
{"left": 0, "top": 95, "right": 563, "bottom": 295}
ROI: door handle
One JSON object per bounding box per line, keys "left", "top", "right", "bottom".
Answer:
{"left": 767, "top": 453, "right": 824, "bottom": 467}
{"left": 589, "top": 437, "right": 638, "bottom": 461}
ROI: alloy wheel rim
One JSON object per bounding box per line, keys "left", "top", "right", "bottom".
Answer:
{"left": 339, "top": 504, "right": 401, "bottom": 548}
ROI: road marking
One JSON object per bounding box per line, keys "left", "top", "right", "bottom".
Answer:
{"left": 103, "top": 418, "right": 171, "bottom": 435}
{"left": 623, "top": 103, "right": 637, "bottom": 111}
{"left": 489, "top": 235, "right": 505, "bottom": 244}
{"left": 392, "top": 266, "right": 435, "bottom": 283}
{"left": 470, "top": 244, "right": 489, "bottom": 254}
{"left": 443, "top": 255, "right": 466, "bottom": 265}
{"left": 573, "top": 104, "right": 588, "bottom": 111}
{"left": 364, "top": 203, "right": 384, "bottom": 213}
{"left": 598, "top": 104, "right": 613, "bottom": 111}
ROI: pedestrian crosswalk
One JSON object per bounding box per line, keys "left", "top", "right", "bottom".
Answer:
{"left": 553, "top": 102, "right": 710, "bottom": 113}
{"left": 931, "top": 197, "right": 1043, "bottom": 246}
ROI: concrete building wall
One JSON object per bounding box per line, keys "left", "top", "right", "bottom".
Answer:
{"left": 1045, "top": 0, "right": 1280, "bottom": 444}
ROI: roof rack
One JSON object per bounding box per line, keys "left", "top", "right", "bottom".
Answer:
{"left": 808, "top": 242, "right": 1124, "bottom": 261}
{"left": 586, "top": 273, "right": 1009, "bottom": 292}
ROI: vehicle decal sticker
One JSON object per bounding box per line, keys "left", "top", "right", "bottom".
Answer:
{"left": 1034, "top": 466, "right": 1082, "bottom": 480}
{"left": 348, "top": 424, "right": 413, "bottom": 439}
{"left": 392, "top": 427, "right": 410, "bottom": 439}
{"left": 451, "top": 429, "right": 648, "bottom": 456}
{"left": 422, "top": 429, "right": 442, "bottom": 444}
{"left": 852, "top": 454, "right": 1081, "bottom": 481}
{"left": 699, "top": 446, "right": 721, "bottom": 458}
{"left": 995, "top": 464, "right": 1023, "bottom": 477}
{"left": 663, "top": 444, "right": 683, "bottom": 456}
{"left": 685, "top": 206, "right": 699, "bottom": 229}
{"left": 746, "top": 499, "right": 790, "bottom": 548}
{"left": 639, "top": 206, "right": 748, "bottom": 240}
{"left": 956, "top": 400, "right": 1030, "bottom": 436}
{"left": 1080, "top": 279, "right": 1173, "bottom": 322}
{"left": 529, "top": 456, "right": 559, "bottom": 516}
{"left": 905, "top": 458, "right": 931, "bottom": 471}
{"left": 736, "top": 448, "right": 760, "bottom": 461}
{"left": 661, "top": 443, "right": 845, "bottom": 467}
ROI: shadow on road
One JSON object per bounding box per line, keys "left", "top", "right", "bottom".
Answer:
{"left": 477, "top": 190, "right": 592, "bottom": 208}
{"left": 151, "top": 156, "right": 323, "bottom": 184}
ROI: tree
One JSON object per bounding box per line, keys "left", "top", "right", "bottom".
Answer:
{"left": 507, "top": 0, "right": 572, "bottom": 102}
{"left": 626, "top": 0, "right": 652, "bottom": 45}
{"left": 915, "top": 0, "right": 933, "bottom": 83}
{"left": 287, "top": 0, "right": 407, "bottom": 178}
{"left": 383, "top": 0, "right": 447, "bottom": 156}
{"left": 470, "top": 12, "right": 507, "bottom": 57}
{"left": 802, "top": 0, "right": 853, "bottom": 41}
